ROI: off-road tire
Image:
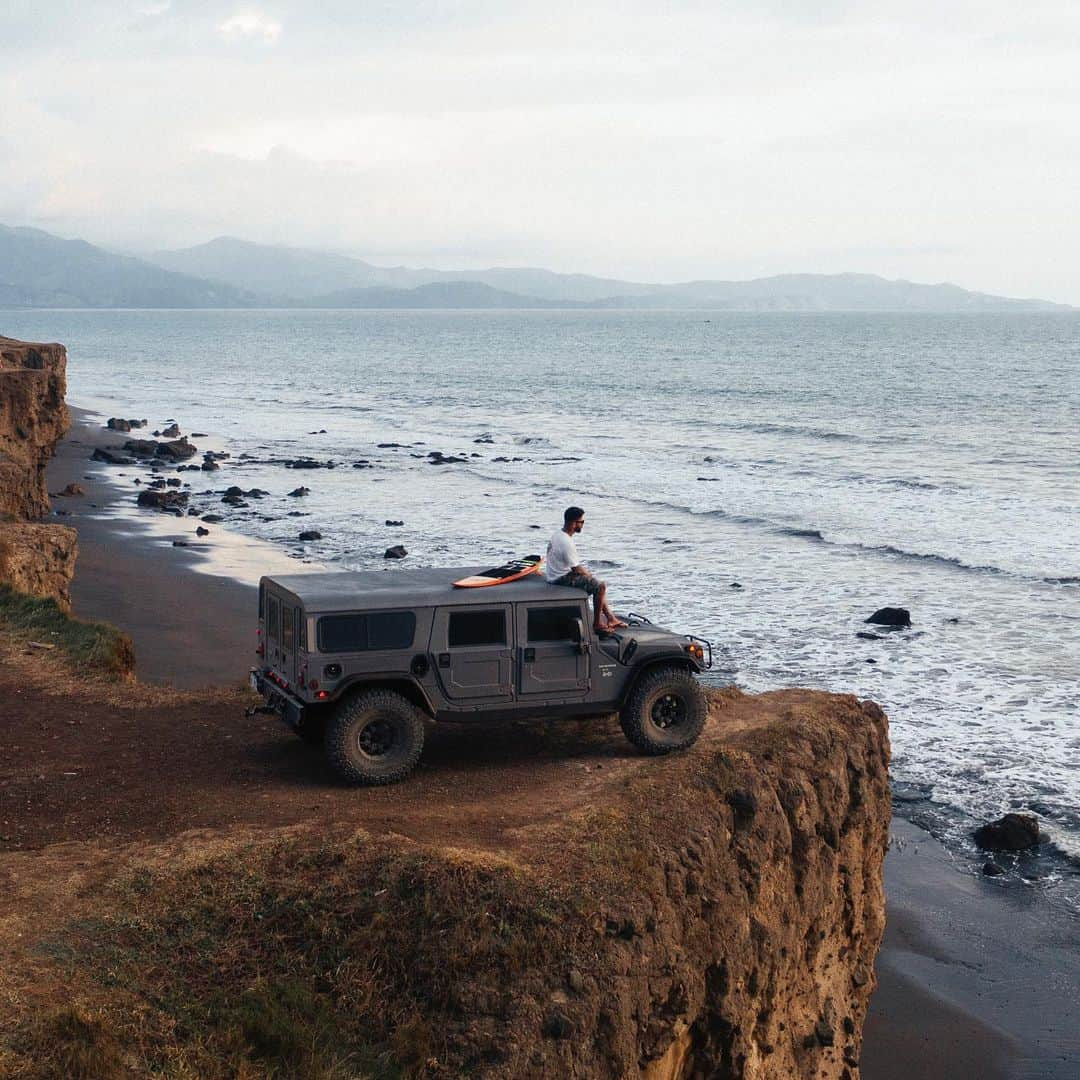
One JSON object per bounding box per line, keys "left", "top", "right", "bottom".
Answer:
{"left": 324, "top": 689, "right": 425, "bottom": 785}
{"left": 619, "top": 666, "right": 707, "bottom": 755}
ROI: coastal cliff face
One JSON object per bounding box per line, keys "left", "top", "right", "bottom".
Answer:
{"left": 0, "top": 335, "right": 76, "bottom": 608}
{"left": 0, "top": 523, "right": 78, "bottom": 611}
{"left": 467, "top": 690, "right": 892, "bottom": 1079}
{"left": 0, "top": 688, "right": 890, "bottom": 1078}
{"left": 0, "top": 336, "right": 70, "bottom": 521}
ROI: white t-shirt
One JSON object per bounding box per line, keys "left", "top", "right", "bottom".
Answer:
{"left": 545, "top": 529, "right": 580, "bottom": 581}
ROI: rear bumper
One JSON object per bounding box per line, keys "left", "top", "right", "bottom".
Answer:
{"left": 250, "top": 668, "right": 306, "bottom": 731}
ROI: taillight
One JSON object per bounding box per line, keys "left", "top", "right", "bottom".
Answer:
{"left": 316, "top": 690, "right": 329, "bottom": 699}
{"left": 684, "top": 642, "right": 704, "bottom": 661}
{"left": 256, "top": 643, "right": 265, "bottom": 657}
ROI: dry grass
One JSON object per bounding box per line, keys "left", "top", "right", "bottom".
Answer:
{"left": 0, "top": 603, "right": 249, "bottom": 710}
{"left": 0, "top": 585, "right": 134, "bottom": 679}
{"left": 0, "top": 828, "right": 606, "bottom": 1078}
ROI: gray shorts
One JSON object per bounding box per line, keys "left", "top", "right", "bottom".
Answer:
{"left": 552, "top": 570, "right": 604, "bottom": 597}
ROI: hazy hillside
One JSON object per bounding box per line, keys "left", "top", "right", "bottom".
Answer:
{"left": 618, "top": 273, "right": 1070, "bottom": 312}
{"left": 144, "top": 237, "right": 647, "bottom": 302}
{"left": 0, "top": 226, "right": 257, "bottom": 308}
{"left": 147, "top": 236, "right": 428, "bottom": 300}
{"left": 146, "top": 236, "right": 1069, "bottom": 311}
{"left": 310, "top": 281, "right": 578, "bottom": 308}
{"left": 3, "top": 225, "right": 1072, "bottom": 311}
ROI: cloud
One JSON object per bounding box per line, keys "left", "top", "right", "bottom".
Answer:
{"left": 1, "top": 2, "right": 1079, "bottom": 301}
{"left": 217, "top": 10, "right": 282, "bottom": 42}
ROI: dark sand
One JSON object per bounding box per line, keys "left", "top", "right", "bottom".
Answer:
{"left": 47, "top": 408, "right": 286, "bottom": 687}
{"left": 44, "top": 409, "right": 1080, "bottom": 1078}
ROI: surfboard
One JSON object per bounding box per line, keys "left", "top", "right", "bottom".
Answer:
{"left": 453, "top": 555, "right": 543, "bottom": 588}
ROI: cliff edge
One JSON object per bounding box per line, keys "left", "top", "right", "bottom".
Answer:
{"left": 0, "top": 680, "right": 890, "bottom": 1079}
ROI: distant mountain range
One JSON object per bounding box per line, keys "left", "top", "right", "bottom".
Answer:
{"left": 0, "top": 225, "right": 257, "bottom": 308}
{"left": 1, "top": 225, "right": 1072, "bottom": 311}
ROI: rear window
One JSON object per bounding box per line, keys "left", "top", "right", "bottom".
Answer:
{"left": 527, "top": 605, "right": 582, "bottom": 642}
{"left": 448, "top": 609, "right": 506, "bottom": 648}
{"left": 318, "top": 611, "right": 416, "bottom": 653}
{"left": 282, "top": 605, "right": 295, "bottom": 651}
{"left": 267, "top": 596, "right": 280, "bottom": 642}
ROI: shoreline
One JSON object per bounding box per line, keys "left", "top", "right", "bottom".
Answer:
{"left": 46, "top": 405, "right": 305, "bottom": 687}
{"left": 45, "top": 407, "right": 1080, "bottom": 1076}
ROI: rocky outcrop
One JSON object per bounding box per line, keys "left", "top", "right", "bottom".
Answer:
{"left": 0, "top": 336, "right": 76, "bottom": 611}
{"left": 495, "top": 691, "right": 893, "bottom": 1079}
{"left": 0, "top": 523, "right": 78, "bottom": 611}
{"left": 0, "top": 336, "right": 70, "bottom": 521}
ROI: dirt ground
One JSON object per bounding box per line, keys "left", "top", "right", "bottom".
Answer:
{"left": 0, "top": 639, "right": 751, "bottom": 858}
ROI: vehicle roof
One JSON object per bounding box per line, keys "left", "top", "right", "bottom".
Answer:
{"left": 262, "top": 568, "right": 585, "bottom": 612}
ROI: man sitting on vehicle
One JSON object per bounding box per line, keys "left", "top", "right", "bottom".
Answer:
{"left": 545, "top": 506, "right": 627, "bottom": 631}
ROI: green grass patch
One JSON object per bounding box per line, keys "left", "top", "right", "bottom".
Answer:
{"left": 0, "top": 584, "right": 134, "bottom": 676}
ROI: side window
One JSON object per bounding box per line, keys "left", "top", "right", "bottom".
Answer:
{"left": 268, "top": 596, "right": 280, "bottom": 642}
{"left": 448, "top": 609, "right": 506, "bottom": 648}
{"left": 527, "top": 605, "right": 582, "bottom": 642}
{"left": 368, "top": 611, "right": 416, "bottom": 650}
{"left": 282, "top": 606, "right": 295, "bottom": 651}
{"left": 318, "top": 611, "right": 416, "bottom": 653}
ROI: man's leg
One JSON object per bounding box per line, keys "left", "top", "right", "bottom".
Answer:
{"left": 599, "top": 589, "right": 626, "bottom": 628}
{"left": 593, "top": 582, "right": 607, "bottom": 629}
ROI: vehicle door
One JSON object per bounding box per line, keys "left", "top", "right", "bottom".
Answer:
{"left": 279, "top": 599, "right": 301, "bottom": 686}
{"left": 432, "top": 605, "right": 515, "bottom": 703}
{"left": 516, "top": 601, "right": 590, "bottom": 697}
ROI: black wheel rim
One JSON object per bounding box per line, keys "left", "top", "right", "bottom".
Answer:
{"left": 651, "top": 692, "right": 687, "bottom": 730}
{"left": 357, "top": 717, "right": 396, "bottom": 757}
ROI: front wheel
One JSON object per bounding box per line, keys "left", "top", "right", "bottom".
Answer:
{"left": 620, "top": 667, "right": 706, "bottom": 755}
{"left": 324, "top": 689, "right": 425, "bottom": 785}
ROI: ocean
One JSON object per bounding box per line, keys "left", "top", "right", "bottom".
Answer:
{"left": 3, "top": 308, "right": 1078, "bottom": 902}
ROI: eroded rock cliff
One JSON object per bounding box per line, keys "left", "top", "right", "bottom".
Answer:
{"left": 0, "top": 335, "right": 76, "bottom": 609}
{"left": 0, "top": 523, "right": 78, "bottom": 611}
{"left": 0, "top": 335, "right": 70, "bottom": 521}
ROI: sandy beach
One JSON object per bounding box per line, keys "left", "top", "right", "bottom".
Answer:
{"left": 37, "top": 407, "right": 1080, "bottom": 1079}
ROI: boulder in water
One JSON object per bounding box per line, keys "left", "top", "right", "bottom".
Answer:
{"left": 384, "top": 545, "right": 408, "bottom": 559}
{"left": 973, "top": 812, "right": 1039, "bottom": 851}
{"left": 866, "top": 607, "right": 911, "bottom": 627}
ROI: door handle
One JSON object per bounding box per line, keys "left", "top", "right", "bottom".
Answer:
{"left": 523, "top": 647, "right": 536, "bottom": 662}
{"left": 438, "top": 652, "right": 451, "bottom": 668}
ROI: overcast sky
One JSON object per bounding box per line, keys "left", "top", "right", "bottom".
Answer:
{"left": 2, "top": 1, "right": 1079, "bottom": 301}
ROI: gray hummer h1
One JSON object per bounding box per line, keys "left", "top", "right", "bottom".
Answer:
{"left": 250, "top": 568, "right": 713, "bottom": 785}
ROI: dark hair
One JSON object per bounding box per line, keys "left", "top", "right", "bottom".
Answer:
{"left": 564, "top": 506, "right": 584, "bottom": 525}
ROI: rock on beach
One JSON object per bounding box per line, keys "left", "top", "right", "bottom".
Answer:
{"left": 973, "top": 813, "right": 1040, "bottom": 851}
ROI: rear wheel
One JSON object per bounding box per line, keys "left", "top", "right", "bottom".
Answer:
{"left": 324, "top": 689, "right": 425, "bottom": 785}
{"left": 620, "top": 666, "right": 706, "bottom": 755}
